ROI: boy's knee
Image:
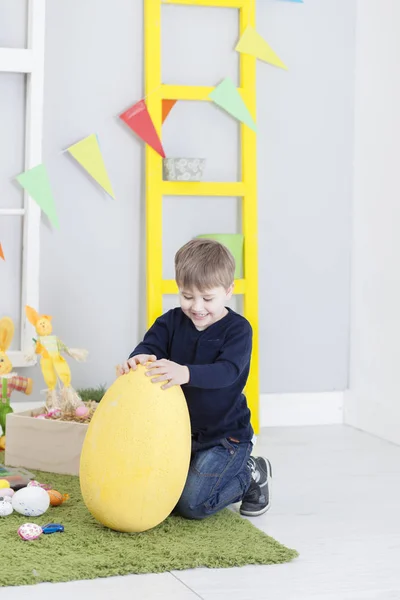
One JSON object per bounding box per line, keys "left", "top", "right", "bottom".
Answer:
{"left": 175, "top": 491, "right": 209, "bottom": 520}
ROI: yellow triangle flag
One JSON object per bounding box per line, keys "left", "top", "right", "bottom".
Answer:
{"left": 67, "top": 134, "right": 115, "bottom": 199}
{"left": 235, "top": 26, "right": 288, "bottom": 70}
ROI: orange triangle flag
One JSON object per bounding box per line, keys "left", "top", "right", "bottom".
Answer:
{"left": 0, "top": 243, "right": 4, "bottom": 261}
{"left": 162, "top": 100, "right": 177, "bottom": 124}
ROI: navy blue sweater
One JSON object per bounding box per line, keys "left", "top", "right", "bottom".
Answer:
{"left": 129, "top": 308, "right": 253, "bottom": 443}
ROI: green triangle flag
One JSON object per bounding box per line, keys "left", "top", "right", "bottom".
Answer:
{"left": 209, "top": 78, "right": 257, "bottom": 132}
{"left": 16, "top": 164, "right": 59, "bottom": 228}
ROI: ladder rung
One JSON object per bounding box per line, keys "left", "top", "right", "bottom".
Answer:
{"left": 162, "top": 279, "right": 246, "bottom": 295}
{"left": 162, "top": 0, "right": 246, "bottom": 7}
{"left": 162, "top": 181, "right": 246, "bottom": 197}
{"left": 161, "top": 84, "right": 246, "bottom": 102}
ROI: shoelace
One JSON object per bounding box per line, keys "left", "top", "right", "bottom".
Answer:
{"left": 247, "top": 458, "right": 261, "bottom": 483}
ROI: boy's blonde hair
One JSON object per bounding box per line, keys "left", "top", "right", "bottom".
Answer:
{"left": 175, "top": 238, "right": 235, "bottom": 291}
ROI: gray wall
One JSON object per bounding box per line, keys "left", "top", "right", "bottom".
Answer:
{"left": 0, "top": 0, "right": 356, "bottom": 395}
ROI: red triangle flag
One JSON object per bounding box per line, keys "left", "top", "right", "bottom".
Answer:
{"left": 0, "top": 243, "right": 4, "bottom": 261}
{"left": 120, "top": 100, "right": 166, "bottom": 158}
{"left": 162, "top": 99, "right": 177, "bottom": 124}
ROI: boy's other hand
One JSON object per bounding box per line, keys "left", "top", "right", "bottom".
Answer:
{"left": 118, "top": 354, "right": 157, "bottom": 375}
{"left": 145, "top": 359, "right": 190, "bottom": 390}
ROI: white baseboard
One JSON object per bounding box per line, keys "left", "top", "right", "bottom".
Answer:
{"left": 260, "top": 392, "right": 344, "bottom": 427}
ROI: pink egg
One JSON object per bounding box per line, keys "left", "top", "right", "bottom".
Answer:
{"left": 18, "top": 523, "right": 43, "bottom": 541}
{"left": 0, "top": 488, "right": 14, "bottom": 498}
{"left": 75, "top": 405, "right": 89, "bottom": 418}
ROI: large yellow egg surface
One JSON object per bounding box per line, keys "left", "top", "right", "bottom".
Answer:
{"left": 79, "top": 366, "right": 191, "bottom": 532}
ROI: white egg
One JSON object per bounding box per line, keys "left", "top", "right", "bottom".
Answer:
{"left": 12, "top": 486, "right": 50, "bottom": 517}
{"left": 0, "top": 500, "right": 13, "bottom": 516}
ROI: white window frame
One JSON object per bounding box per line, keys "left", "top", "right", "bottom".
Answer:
{"left": 0, "top": 0, "right": 45, "bottom": 367}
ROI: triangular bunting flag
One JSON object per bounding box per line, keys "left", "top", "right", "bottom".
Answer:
{"left": 235, "top": 26, "right": 288, "bottom": 70}
{"left": 162, "top": 100, "right": 177, "bottom": 124}
{"left": 120, "top": 100, "right": 166, "bottom": 158}
{"left": 16, "top": 164, "right": 59, "bottom": 228}
{"left": 67, "top": 134, "right": 115, "bottom": 199}
{"left": 0, "top": 243, "right": 4, "bottom": 261}
{"left": 209, "top": 78, "right": 257, "bottom": 132}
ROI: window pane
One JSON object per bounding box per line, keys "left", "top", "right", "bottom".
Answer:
{"left": 0, "top": 0, "right": 28, "bottom": 49}
{"left": 0, "top": 73, "right": 25, "bottom": 209}
{"left": 163, "top": 195, "right": 241, "bottom": 280}
{"left": 163, "top": 101, "right": 240, "bottom": 182}
{"left": 0, "top": 215, "right": 23, "bottom": 351}
{"left": 162, "top": 5, "right": 239, "bottom": 86}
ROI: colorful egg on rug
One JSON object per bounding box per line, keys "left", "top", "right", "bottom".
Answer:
{"left": 12, "top": 486, "right": 50, "bottom": 517}
{"left": 18, "top": 523, "right": 43, "bottom": 541}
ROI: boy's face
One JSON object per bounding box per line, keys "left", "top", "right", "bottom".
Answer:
{"left": 179, "top": 285, "right": 233, "bottom": 331}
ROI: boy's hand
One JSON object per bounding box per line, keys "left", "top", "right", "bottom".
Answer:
{"left": 145, "top": 359, "right": 190, "bottom": 390}
{"left": 118, "top": 354, "right": 157, "bottom": 375}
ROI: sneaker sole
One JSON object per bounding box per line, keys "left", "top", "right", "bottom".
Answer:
{"left": 240, "top": 503, "right": 271, "bottom": 517}
{"left": 240, "top": 457, "right": 272, "bottom": 517}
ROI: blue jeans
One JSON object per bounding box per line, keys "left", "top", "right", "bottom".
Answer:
{"left": 176, "top": 438, "right": 253, "bottom": 520}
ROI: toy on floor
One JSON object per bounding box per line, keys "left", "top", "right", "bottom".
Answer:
{"left": 80, "top": 366, "right": 191, "bottom": 533}
{"left": 0, "top": 317, "right": 34, "bottom": 438}
{"left": 12, "top": 486, "right": 50, "bottom": 517}
{"left": 25, "top": 306, "right": 88, "bottom": 414}
{"left": 42, "top": 523, "right": 64, "bottom": 534}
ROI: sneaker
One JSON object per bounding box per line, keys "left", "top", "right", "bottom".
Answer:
{"left": 240, "top": 456, "right": 272, "bottom": 517}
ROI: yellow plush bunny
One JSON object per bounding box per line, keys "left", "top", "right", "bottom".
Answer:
{"left": 25, "top": 306, "right": 88, "bottom": 412}
{"left": 0, "top": 317, "right": 33, "bottom": 438}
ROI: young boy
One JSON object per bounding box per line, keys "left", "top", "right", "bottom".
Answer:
{"left": 119, "top": 239, "right": 272, "bottom": 519}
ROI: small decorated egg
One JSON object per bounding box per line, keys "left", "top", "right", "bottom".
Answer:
{"left": 47, "top": 489, "right": 69, "bottom": 506}
{"left": 27, "top": 480, "right": 41, "bottom": 487}
{"left": 0, "top": 495, "right": 12, "bottom": 503}
{"left": 75, "top": 405, "right": 89, "bottom": 418}
{"left": 0, "top": 488, "right": 14, "bottom": 498}
{"left": 18, "top": 523, "right": 43, "bottom": 541}
{"left": 47, "top": 409, "right": 61, "bottom": 418}
{"left": 12, "top": 486, "right": 50, "bottom": 517}
{"left": 0, "top": 479, "right": 10, "bottom": 489}
{"left": 28, "top": 480, "right": 51, "bottom": 491}
{"left": 0, "top": 500, "right": 13, "bottom": 516}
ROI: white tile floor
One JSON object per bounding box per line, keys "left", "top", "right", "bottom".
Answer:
{"left": 5, "top": 425, "right": 400, "bottom": 600}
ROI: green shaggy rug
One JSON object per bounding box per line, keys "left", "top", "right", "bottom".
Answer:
{"left": 0, "top": 455, "right": 298, "bottom": 587}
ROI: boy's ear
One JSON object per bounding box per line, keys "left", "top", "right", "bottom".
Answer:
{"left": 226, "top": 283, "right": 234, "bottom": 298}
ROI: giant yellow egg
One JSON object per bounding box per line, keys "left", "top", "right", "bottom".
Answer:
{"left": 80, "top": 366, "right": 191, "bottom": 532}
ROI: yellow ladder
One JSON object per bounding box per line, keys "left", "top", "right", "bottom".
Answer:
{"left": 144, "top": 0, "right": 259, "bottom": 432}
